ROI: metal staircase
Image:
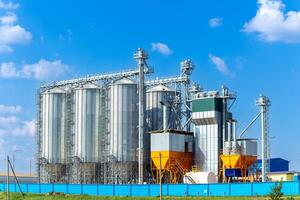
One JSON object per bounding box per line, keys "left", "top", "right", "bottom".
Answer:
{"left": 171, "top": 159, "right": 196, "bottom": 184}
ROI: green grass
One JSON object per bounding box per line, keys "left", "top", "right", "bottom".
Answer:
{"left": 0, "top": 193, "right": 300, "bottom": 200}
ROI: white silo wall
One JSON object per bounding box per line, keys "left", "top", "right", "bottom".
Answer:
{"left": 41, "top": 88, "right": 68, "bottom": 164}
{"left": 73, "top": 83, "right": 104, "bottom": 163}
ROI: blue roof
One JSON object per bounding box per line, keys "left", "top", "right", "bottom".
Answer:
{"left": 257, "top": 158, "right": 289, "bottom": 163}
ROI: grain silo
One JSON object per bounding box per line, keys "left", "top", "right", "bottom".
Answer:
{"left": 39, "top": 87, "right": 71, "bottom": 183}
{"left": 146, "top": 85, "right": 180, "bottom": 132}
{"left": 71, "top": 83, "right": 106, "bottom": 183}
{"left": 105, "top": 78, "right": 139, "bottom": 184}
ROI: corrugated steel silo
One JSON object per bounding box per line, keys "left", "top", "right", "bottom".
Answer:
{"left": 106, "top": 78, "right": 139, "bottom": 183}
{"left": 146, "top": 85, "right": 179, "bottom": 132}
{"left": 73, "top": 83, "right": 104, "bottom": 163}
{"left": 41, "top": 87, "right": 68, "bottom": 164}
{"left": 109, "top": 78, "right": 138, "bottom": 162}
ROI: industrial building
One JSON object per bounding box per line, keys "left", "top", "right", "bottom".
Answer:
{"left": 257, "top": 158, "right": 289, "bottom": 172}
{"left": 36, "top": 48, "right": 272, "bottom": 184}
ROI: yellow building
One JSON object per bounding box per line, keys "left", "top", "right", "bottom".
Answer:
{"left": 268, "top": 171, "right": 295, "bottom": 182}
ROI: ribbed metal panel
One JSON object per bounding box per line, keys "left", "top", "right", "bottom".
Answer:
{"left": 41, "top": 88, "right": 68, "bottom": 164}
{"left": 237, "top": 139, "right": 258, "bottom": 156}
{"left": 73, "top": 83, "right": 104, "bottom": 163}
{"left": 146, "top": 85, "right": 178, "bottom": 131}
{"left": 108, "top": 79, "right": 138, "bottom": 162}
{"left": 194, "top": 111, "right": 222, "bottom": 175}
{"left": 151, "top": 132, "right": 193, "bottom": 152}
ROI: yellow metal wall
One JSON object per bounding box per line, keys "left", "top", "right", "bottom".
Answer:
{"left": 151, "top": 151, "right": 193, "bottom": 171}
{"left": 269, "top": 173, "right": 294, "bottom": 182}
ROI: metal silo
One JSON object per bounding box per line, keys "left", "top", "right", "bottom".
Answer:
{"left": 107, "top": 78, "right": 139, "bottom": 183}
{"left": 109, "top": 78, "right": 138, "bottom": 161}
{"left": 73, "top": 83, "right": 104, "bottom": 163}
{"left": 146, "top": 85, "right": 179, "bottom": 132}
{"left": 39, "top": 87, "right": 70, "bottom": 183}
{"left": 41, "top": 87, "right": 68, "bottom": 164}
{"left": 71, "top": 83, "right": 105, "bottom": 184}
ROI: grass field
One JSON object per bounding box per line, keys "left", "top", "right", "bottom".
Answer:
{"left": 1, "top": 193, "right": 300, "bottom": 200}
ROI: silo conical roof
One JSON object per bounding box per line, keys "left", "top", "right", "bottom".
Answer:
{"left": 147, "top": 84, "right": 175, "bottom": 92}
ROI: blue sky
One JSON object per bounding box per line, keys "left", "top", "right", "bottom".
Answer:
{"left": 0, "top": 0, "right": 300, "bottom": 173}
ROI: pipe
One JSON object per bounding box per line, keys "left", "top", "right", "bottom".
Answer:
{"left": 232, "top": 120, "right": 237, "bottom": 142}
{"left": 239, "top": 112, "right": 261, "bottom": 138}
{"left": 226, "top": 121, "right": 232, "bottom": 155}
{"left": 162, "top": 103, "right": 169, "bottom": 132}
{"left": 227, "top": 121, "right": 232, "bottom": 142}
{"left": 221, "top": 85, "right": 228, "bottom": 150}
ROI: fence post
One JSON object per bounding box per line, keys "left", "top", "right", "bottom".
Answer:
{"left": 207, "top": 184, "right": 210, "bottom": 197}
{"left": 251, "top": 182, "right": 254, "bottom": 196}
{"left": 148, "top": 184, "right": 150, "bottom": 196}
{"left": 166, "top": 184, "right": 169, "bottom": 196}
{"left": 39, "top": 183, "right": 41, "bottom": 193}
{"left": 186, "top": 184, "right": 189, "bottom": 196}
{"left": 52, "top": 184, "right": 54, "bottom": 192}
{"left": 81, "top": 184, "right": 83, "bottom": 195}
{"left": 228, "top": 183, "right": 231, "bottom": 196}
{"left": 97, "top": 183, "right": 99, "bottom": 196}
{"left": 66, "top": 184, "right": 69, "bottom": 194}
{"left": 27, "top": 184, "right": 29, "bottom": 193}
{"left": 129, "top": 184, "right": 132, "bottom": 196}
{"left": 112, "top": 184, "right": 115, "bottom": 196}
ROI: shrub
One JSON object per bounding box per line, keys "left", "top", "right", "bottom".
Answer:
{"left": 268, "top": 181, "right": 283, "bottom": 200}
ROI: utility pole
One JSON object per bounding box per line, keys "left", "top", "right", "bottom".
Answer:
{"left": 8, "top": 157, "right": 24, "bottom": 197}
{"left": 134, "top": 48, "right": 148, "bottom": 184}
{"left": 7, "top": 156, "right": 10, "bottom": 200}
{"left": 159, "top": 152, "right": 162, "bottom": 200}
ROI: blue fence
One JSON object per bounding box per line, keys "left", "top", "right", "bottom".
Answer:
{"left": 0, "top": 181, "right": 299, "bottom": 197}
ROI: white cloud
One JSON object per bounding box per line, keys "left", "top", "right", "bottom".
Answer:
{"left": 0, "top": 138, "right": 4, "bottom": 157}
{"left": 0, "top": 104, "right": 22, "bottom": 114}
{"left": 209, "top": 53, "right": 232, "bottom": 76}
{"left": 151, "top": 42, "right": 173, "bottom": 55}
{"left": 243, "top": 0, "right": 300, "bottom": 43}
{"left": 0, "top": 59, "right": 69, "bottom": 80}
{"left": 0, "top": 104, "right": 35, "bottom": 142}
{"left": 0, "top": 115, "right": 35, "bottom": 137}
{"left": 209, "top": 17, "right": 223, "bottom": 27}
{"left": 11, "top": 119, "right": 35, "bottom": 137}
{"left": 0, "top": 116, "right": 19, "bottom": 127}
{"left": 0, "top": 10, "right": 32, "bottom": 54}
{"left": 0, "top": 62, "right": 17, "bottom": 77}
{"left": 0, "top": 24, "right": 31, "bottom": 44}
{"left": 0, "top": 44, "right": 13, "bottom": 53}
{"left": 0, "top": 11, "right": 17, "bottom": 25}
{"left": 22, "top": 59, "right": 69, "bottom": 80}
{"left": 0, "top": 0, "right": 19, "bottom": 10}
